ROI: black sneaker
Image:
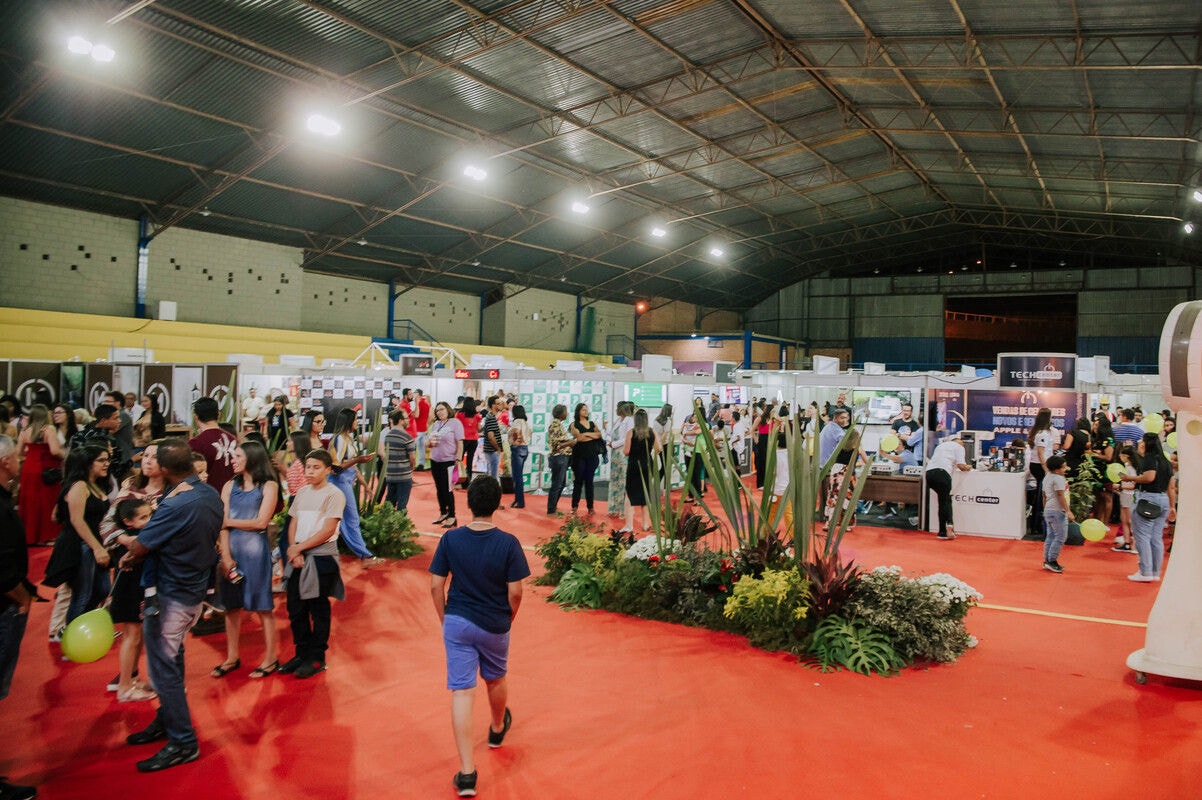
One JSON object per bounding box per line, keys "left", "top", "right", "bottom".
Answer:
{"left": 1043, "top": 561, "right": 1064, "bottom": 573}
{"left": 135, "top": 742, "right": 199, "bottom": 772}
{"left": 1112, "top": 542, "right": 1135, "bottom": 553}
{"left": 277, "top": 655, "right": 306, "bottom": 674}
{"left": 488, "top": 707, "right": 512, "bottom": 748}
{"left": 294, "top": 660, "right": 326, "bottom": 680}
{"left": 453, "top": 771, "right": 477, "bottom": 798}
{"left": 141, "top": 596, "right": 159, "bottom": 618}
{"left": 0, "top": 778, "right": 37, "bottom": 800}
{"left": 125, "top": 719, "right": 167, "bottom": 746}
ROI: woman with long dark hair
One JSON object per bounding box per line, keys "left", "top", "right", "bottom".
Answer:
{"left": 456, "top": 397, "right": 480, "bottom": 485}
{"left": 326, "top": 408, "right": 377, "bottom": 562}
{"left": 300, "top": 409, "right": 326, "bottom": 453}
{"left": 1127, "top": 433, "right": 1173, "bottom": 582}
{"left": 429, "top": 401, "right": 464, "bottom": 528}
{"left": 263, "top": 395, "right": 295, "bottom": 451}
{"left": 752, "top": 402, "right": 774, "bottom": 489}
{"left": 1061, "top": 417, "right": 1091, "bottom": 478}
{"left": 213, "top": 441, "right": 281, "bottom": 678}
{"left": 45, "top": 444, "right": 112, "bottom": 625}
{"left": 285, "top": 431, "right": 311, "bottom": 497}
{"left": 508, "top": 404, "right": 531, "bottom": 509}
{"left": 1027, "top": 408, "right": 1056, "bottom": 538}
{"left": 623, "top": 408, "right": 659, "bottom": 533}
{"left": 569, "top": 402, "right": 603, "bottom": 515}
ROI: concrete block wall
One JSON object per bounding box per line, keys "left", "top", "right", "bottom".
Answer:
{"left": 392, "top": 286, "right": 479, "bottom": 344}
{"left": 639, "top": 300, "right": 739, "bottom": 334}
{"left": 0, "top": 196, "right": 139, "bottom": 317}
{"left": 495, "top": 286, "right": 576, "bottom": 351}
{"left": 149, "top": 226, "right": 304, "bottom": 325}
{"left": 300, "top": 272, "right": 389, "bottom": 337}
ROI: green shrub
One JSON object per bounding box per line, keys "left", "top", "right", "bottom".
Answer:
{"left": 807, "top": 614, "right": 905, "bottom": 676}
{"left": 550, "top": 563, "right": 604, "bottom": 609}
{"left": 535, "top": 517, "right": 618, "bottom": 585}
{"left": 604, "top": 557, "right": 655, "bottom": 614}
{"left": 354, "top": 502, "right": 422, "bottom": 560}
{"left": 845, "top": 567, "right": 981, "bottom": 663}
{"left": 722, "top": 567, "right": 810, "bottom": 653}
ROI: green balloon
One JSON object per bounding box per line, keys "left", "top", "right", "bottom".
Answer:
{"left": 1106, "top": 462, "right": 1125, "bottom": 483}
{"left": 1080, "top": 518, "right": 1107, "bottom": 542}
{"left": 1167, "top": 431, "right": 1178, "bottom": 449}
{"left": 61, "top": 608, "right": 115, "bottom": 664}
{"left": 879, "top": 434, "right": 900, "bottom": 453}
{"left": 1144, "top": 413, "right": 1164, "bottom": 434}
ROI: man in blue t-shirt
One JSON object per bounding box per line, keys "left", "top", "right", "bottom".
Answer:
{"left": 119, "top": 438, "right": 222, "bottom": 773}
{"left": 1113, "top": 408, "right": 1144, "bottom": 447}
{"left": 430, "top": 476, "right": 530, "bottom": 798}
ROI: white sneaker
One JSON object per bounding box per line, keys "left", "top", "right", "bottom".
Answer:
{"left": 1127, "top": 573, "right": 1155, "bottom": 583}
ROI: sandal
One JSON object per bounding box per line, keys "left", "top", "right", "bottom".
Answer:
{"left": 249, "top": 660, "right": 279, "bottom": 679}
{"left": 210, "top": 659, "right": 240, "bottom": 678}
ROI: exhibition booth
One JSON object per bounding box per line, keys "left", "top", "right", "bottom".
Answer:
{"left": 0, "top": 350, "right": 1160, "bottom": 537}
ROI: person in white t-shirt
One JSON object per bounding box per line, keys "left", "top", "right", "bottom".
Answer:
{"left": 279, "top": 449, "right": 346, "bottom": 680}
{"left": 925, "top": 436, "right": 971, "bottom": 539}
{"left": 240, "top": 388, "right": 266, "bottom": 426}
{"left": 730, "top": 411, "right": 748, "bottom": 471}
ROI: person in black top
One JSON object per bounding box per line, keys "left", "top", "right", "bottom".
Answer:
{"left": 263, "top": 396, "right": 295, "bottom": 452}
{"left": 568, "top": 403, "right": 603, "bottom": 515}
{"left": 1127, "top": 433, "right": 1174, "bottom": 583}
{"left": 0, "top": 435, "right": 38, "bottom": 799}
{"left": 891, "top": 403, "right": 921, "bottom": 450}
{"left": 1061, "top": 417, "right": 1091, "bottom": 478}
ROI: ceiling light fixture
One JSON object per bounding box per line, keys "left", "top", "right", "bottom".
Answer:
{"left": 356, "top": 238, "right": 367, "bottom": 246}
{"left": 650, "top": 226, "right": 667, "bottom": 238}
{"left": 463, "top": 164, "right": 487, "bottom": 182}
{"left": 1193, "top": 189, "right": 1202, "bottom": 202}
{"left": 1058, "top": 259, "right": 1066, "bottom": 267}
{"left": 67, "top": 36, "right": 115, "bottom": 61}
{"left": 709, "top": 246, "right": 724, "bottom": 258}
{"left": 1010, "top": 262, "right": 1017, "bottom": 269}
{"left": 571, "top": 201, "right": 590, "bottom": 215}
{"left": 305, "top": 113, "right": 341, "bottom": 136}
{"left": 199, "top": 207, "right": 211, "bottom": 217}
{"left": 1186, "top": 222, "right": 1196, "bottom": 235}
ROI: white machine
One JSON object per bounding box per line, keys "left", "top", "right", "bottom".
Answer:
{"left": 1127, "top": 300, "right": 1202, "bottom": 684}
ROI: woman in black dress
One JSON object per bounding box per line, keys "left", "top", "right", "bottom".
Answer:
{"left": 623, "top": 409, "right": 659, "bottom": 533}
{"left": 44, "top": 444, "right": 112, "bottom": 626}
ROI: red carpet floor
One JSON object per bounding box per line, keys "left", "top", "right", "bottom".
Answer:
{"left": 2, "top": 475, "right": 1199, "bottom": 799}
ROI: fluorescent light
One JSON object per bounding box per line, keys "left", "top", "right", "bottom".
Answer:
{"left": 1186, "top": 222, "right": 1196, "bottom": 235}
{"left": 709, "top": 246, "right": 724, "bottom": 258}
{"left": 571, "top": 201, "right": 590, "bottom": 215}
{"left": 463, "top": 164, "right": 487, "bottom": 182}
{"left": 91, "top": 44, "right": 115, "bottom": 62}
{"left": 356, "top": 238, "right": 368, "bottom": 246}
{"left": 67, "top": 36, "right": 92, "bottom": 54}
{"left": 1193, "top": 189, "right": 1202, "bottom": 202}
{"left": 650, "top": 226, "right": 666, "bottom": 238}
{"left": 305, "top": 113, "right": 341, "bottom": 136}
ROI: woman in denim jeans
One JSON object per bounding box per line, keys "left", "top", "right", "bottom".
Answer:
{"left": 545, "top": 405, "right": 573, "bottom": 515}
{"left": 1128, "top": 433, "right": 1174, "bottom": 582}
{"left": 507, "top": 405, "right": 531, "bottom": 508}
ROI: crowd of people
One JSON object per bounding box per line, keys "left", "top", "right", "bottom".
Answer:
{"left": 0, "top": 385, "right": 1183, "bottom": 798}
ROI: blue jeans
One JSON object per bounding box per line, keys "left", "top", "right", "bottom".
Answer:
{"left": 385, "top": 479, "right": 412, "bottom": 512}
{"left": 483, "top": 450, "right": 501, "bottom": 479}
{"left": 67, "top": 539, "right": 110, "bottom": 625}
{"left": 510, "top": 445, "right": 528, "bottom": 506}
{"left": 144, "top": 596, "right": 203, "bottom": 748}
{"left": 1132, "top": 492, "right": 1169, "bottom": 577}
{"left": 0, "top": 605, "right": 29, "bottom": 700}
{"left": 329, "top": 467, "right": 372, "bottom": 559}
{"left": 1043, "top": 508, "right": 1068, "bottom": 564}
{"left": 415, "top": 432, "right": 428, "bottom": 468}
{"left": 547, "top": 454, "right": 569, "bottom": 513}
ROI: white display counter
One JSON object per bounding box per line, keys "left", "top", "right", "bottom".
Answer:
{"left": 927, "top": 469, "right": 1026, "bottom": 539}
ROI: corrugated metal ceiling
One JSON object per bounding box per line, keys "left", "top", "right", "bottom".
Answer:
{"left": 0, "top": 0, "right": 1197, "bottom": 311}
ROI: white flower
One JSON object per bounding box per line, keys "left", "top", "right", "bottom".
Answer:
{"left": 623, "top": 536, "right": 684, "bottom": 561}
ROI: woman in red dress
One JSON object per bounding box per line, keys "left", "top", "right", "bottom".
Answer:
{"left": 18, "top": 403, "right": 69, "bottom": 545}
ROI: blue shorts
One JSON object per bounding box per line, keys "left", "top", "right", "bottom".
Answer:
{"left": 443, "top": 614, "right": 510, "bottom": 690}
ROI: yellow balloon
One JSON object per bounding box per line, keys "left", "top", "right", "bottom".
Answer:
{"left": 1106, "top": 462, "right": 1125, "bottom": 483}
{"left": 1166, "top": 431, "right": 1178, "bottom": 449}
{"left": 1143, "top": 413, "right": 1164, "bottom": 434}
{"left": 61, "top": 608, "right": 115, "bottom": 664}
{"left": 1080, "top": 518, "right": 1107, "bottom": 542}
{"left": 879, "top": 434, "right": 900, "bottom": 453}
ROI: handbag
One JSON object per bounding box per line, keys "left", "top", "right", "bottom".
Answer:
{"left": 1135, "top": 498, "right": 1164, "bottom": 520}
{"left": 41, "top": 467, "right": 63, "bottom": 485}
